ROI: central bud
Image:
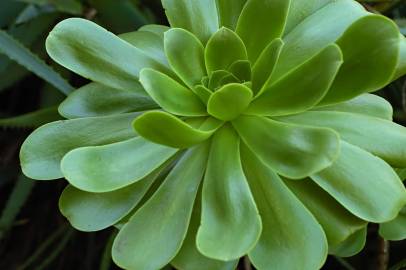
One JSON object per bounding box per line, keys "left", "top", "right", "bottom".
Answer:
{"left": 207, "top": 82, "right": 253, "bottom": 121}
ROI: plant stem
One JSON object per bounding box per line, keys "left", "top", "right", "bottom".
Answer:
{"left": 377, "top": 237, "right": 389, "bottom": 270}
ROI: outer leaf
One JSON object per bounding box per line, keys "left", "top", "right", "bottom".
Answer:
{"left": 379, "top": 207, "right": 406, "bottom": 241}
{"left": 284, "top": 178, "right": 366, "bottom": 246}
{"left": 232, "top": 116, "right": 340, "bottom": 179}
{"left": 20, "top": 113, "right": 139, "bottom": 180}
{"left": 284, "top": 0, "right": 334, "bottom": 34}
{"left": 393, "top": 36, "right": 406, "bottom": 80}
{"left": 138, "top": 24, "right": 170, "bottom": 39}
{"left": 311, "top": 141, "right": 406, "bottom": 222}
{"left": 59, "top": 161, "right": 165, "bottom": 232}
{"left": 313, "top": 94, "right": 393, "bottom": 120}
{"left": 207, "top": 83, "right": 252, "bottom": 121}
{"left": 164, "top": 28, "right": 206, "bottom": 88}
{"left": 59, "top": 83, "right": 157, "bottom": 119}
{"left": 251, "top": 38, "right": 284, "bottom": 93}
{"left": 133, "top": 111, "right": 222, "bottom": 148}
{"left": 205, "top": 27, "right": 247, "bottom": 74}
{"left": 171, "top": 193, "right": 238, "bottom": 270}
{"left": 197, "top": 126, "right": 261, "bottom": 260}
{"left": 161, "top": 0, "right": 219, "bottom": 43}
{"left": 46, "top": 18, "right": 172, "bottom": 93}
{"left": 329, "top": 228, "right": 367, "bottom": 257}
{"left": 272, "top": 0, "right": 366, "bottom": 81}
{"left": 236, "top": 0, "right": 290, "bottom": 63}
{"left": 112, "top": 145, "right": 209, "bottom": 270}
{"left": 61, "top": 137, "right": 177, "bottom": 192}
{"left": 241, "top": 145, "right": 328, "bottom": 270}
{"left": 321, "top": 15, "right": 400, "bottom": 104}
{"left": 215, "top": 0, "right": 247, "bottom": 29}
{"left": 119, "top": 30, "right": 168, "bottom": 66}
{"left": 247, "top": 44, "right": 342, "bottom": 116}
{"left": 0, "top": 30, "right": 73, "bottom": 95}
{"left": 139, "top": 69, "right": 206, "bottom": 116}
{"left": 277, "top": 111, "right": 406, "bottom": 167}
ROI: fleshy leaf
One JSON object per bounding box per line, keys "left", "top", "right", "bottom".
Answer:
{"left": 171, "top": 193, "right": 238, "bottom": 270}
{"left": 119, "top": 30, "right": 168, "bottom": 66}
{"left": 284, "top": 178, "right": 366, "bottom": 246}
{"left": 208, "top": 70, "right": 235, "bottom": 90}
{"left": 215, "top": 0, "right": 247, "bottom": 29}
{"left": 138, "top": 24, "right": 170, "bottom": 39}
{"left": 164, "top": 28, "right": 206, "bottom": 88}
{"left": 313, "top": 94, "right": 393, "bottom": 120}
{"left": 161, "top": 0, "right": 219, "bottom": 43}
{"left": 393, "top": 35, "right": 406, "bottom": 80}
{"left": 112, "top": 144, "right": 209, "bottom": 270}
{"left": 133, "top": 111, "right": 222, "bottom": 149}
{"left": 197, "top": 125, "right": 261, "bottom": 260}
{"left": 59, "top": 161, "right": 166, "bottom": 232}
{"left": 228, "top": 60, "right": 251, "bottom": 82}
{"left": 251, "top": 38, "right": 283, "bottom": 93}
{"left": 193, "top": 85, "right": 212, "bottom": 104}
{"left": 277, "top": 111, "right": 406, "bottom": 167}
{"left": 20, "top": 113, "right": 139, "bottom": 180}
{"left": 273, "top": 0, "right": 366, "bottom": 81}
{"left": 321, "top": 15, "right": 400, "bottom": 104}
{"left": 61, "top": 137, "right": 178, "bottom": 192}
{"left": 329, "top": 228, "right": 367, "bottom": 257}
{"left": 58, "top": 82, "right": 157, "bottom": 119}
{"left": 241, "top": 145, "right": 328, "bottom": 270}
{"left": 236, "top": 0, "right": 290, "bottom": 62}
{"left": 247, "top": 44, "right": 342, "bottom": 116}
{"left": 207, "top": 83, "right": 252, "bottom": 121}
{"left": 284, "top": 0, "right": 336, "bottom": 34}
{"left": 205, "top": 27, "right": 247, "bottom": 74}
{"left": 311, "top": 141, "right": 406, "bottom": 222}
{"left": 46, "top": 18, "right": 172, "bottom": 93}
{"left": 232, "top": 115, "right": 340, "bottom": 179}
{"left": 139, "top": 69, "right": 206, "bottom": 116}
{"left": 379, "top": 207, "right": 406, "bottom": 241}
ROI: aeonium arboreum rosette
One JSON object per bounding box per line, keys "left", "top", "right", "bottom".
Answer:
{"left": 20, "top": 0, "right": 406, "bottom": 269}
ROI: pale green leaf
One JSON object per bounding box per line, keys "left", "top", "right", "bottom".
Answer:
{"left": 112, "top": 145, "right": 209, "bottom": 270}
{"left": 207, "top": 83, "right": 252, "bottom": 121}
{"left": 329, "top": 228, "right": 367, "bottom": 257}
{"left": 236, "top": 0, "right": 290, "bottom": 63}
{"left": 46, "top": 18, "right": 172, "bottom": 93}
{"left": 284, "top": 178, "right": 366, "bottom": 246}
{"left": 0, "top": 107, "right": 61, "bottom": 129}
{"left": 161, "top": 0, "right": 219, "bottom": 43}
{"left": 241, "top": 145, "right": 328, "bottom": 270}
{"left": 58, "top": 82, "right": 157, "bottom": 119}
{"left": 311, "top": 141, "right": 406, "bottom": 222}
{"left": 138, "top": 24, "right": 170, "bottom": 39}
{"left": 197, "top": 126, "right": 261, "bottom": 260}
{"left": 247, "top": 44, "right": 342, "bottom": 116}
{"left": 277, "top": 111, "right": 406, "bottom": 167}
{"left": 379, "top": 207, "right": 406, "bottom": 241}
{"left": 133, "top": 111, "right": 222, "bottom": 149}
{"left": 215, "top": 0, "right": 247, "bottom": 29}
{"left": 140, "top": 69, "right": 206, "bottom": 116}
{"left": 321, "top": 15, "right": 400, "bottom": 104}
{"left": 164, "top": 28, "right": 206, "bottom": 88}
{"left": 20, "top": 113, "right": 139, "bottom": 180}
{"left": 393, "top": 35, "right": 406, "bottom": 80}
{"left": 313, "top": 94, "right": 393, "bottom": 120}
{"left": 61, "top": 137, "right": 178, "bottom": 192}
{"left": 205, "top": 27, "right": 247, "bottom": 74}
{"left": 232, "top": 116, "right": 340, "bottom": 179}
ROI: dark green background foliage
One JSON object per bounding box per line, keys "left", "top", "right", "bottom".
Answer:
{"left": 0, "top": 0, "right": 405, "bottom": 269}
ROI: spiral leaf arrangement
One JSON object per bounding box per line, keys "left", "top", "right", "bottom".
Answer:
{"left": 20, "top": 0, "right": 406, "bottom": 269}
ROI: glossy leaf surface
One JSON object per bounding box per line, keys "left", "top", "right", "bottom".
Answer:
{"left": 197, "top": 126, "right": 261, "bottom": 261}
{"left": 112, "top": 145, "right": 208, "bottom": 270}
{"left": 233, "top": 115, "right": 340, "bottom": 179}
{"left": 61, "top": 137, "right": 177, "bottom": 192}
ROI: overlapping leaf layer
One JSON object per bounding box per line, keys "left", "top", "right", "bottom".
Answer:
{"left": 20, "top": 0, "right": 406, "bottom": 269}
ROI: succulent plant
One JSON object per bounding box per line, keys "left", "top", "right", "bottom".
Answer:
{"left": 20, "top": 0, "right": 406, "bottom": 269}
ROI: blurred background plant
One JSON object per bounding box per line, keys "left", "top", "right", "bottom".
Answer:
{"left": 0, "top": 0, "right": 404, "bottom": 269}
